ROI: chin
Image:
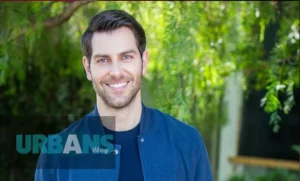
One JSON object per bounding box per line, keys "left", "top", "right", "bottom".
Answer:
{"left": 97, "top": 88, "right": 140, "bottom": 109}
{"left": 107, "top": 101, "right": 131, "bottom": 109}
{"left": 104, "top": 96, "right": 132, "bottom": 109}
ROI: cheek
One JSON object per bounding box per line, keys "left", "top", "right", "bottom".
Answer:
{"left": 128, "top": 61, "right": 143, "bottom": 73}
{"left": 127, "top": 67, "right": 142, "bottom": 77}
{"left": 90, "top": 68, "right": 105, "bottom": 80}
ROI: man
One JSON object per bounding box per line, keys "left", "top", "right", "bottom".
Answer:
{"left": 35, "top": 9, "right": 212, "bottom": 181}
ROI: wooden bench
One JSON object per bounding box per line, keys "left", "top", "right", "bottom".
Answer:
{"left": 229, "top": 156, "right": 300, "bottom": 171}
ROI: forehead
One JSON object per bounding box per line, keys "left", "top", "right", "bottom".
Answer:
{"left": 91, "top": 27, "right": 138, "bottom": 55}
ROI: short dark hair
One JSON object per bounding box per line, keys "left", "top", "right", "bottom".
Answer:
{"left": 81, "top": 9, "right": 146, "bottom": 62}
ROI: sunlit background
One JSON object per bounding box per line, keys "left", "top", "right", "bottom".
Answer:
{"left": 0, "top": 1, "right": 299, "bottom": 181}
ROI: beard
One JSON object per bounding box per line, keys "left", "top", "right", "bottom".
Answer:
{"left": 92, "top": 72, "right": 142, "bottom": 110}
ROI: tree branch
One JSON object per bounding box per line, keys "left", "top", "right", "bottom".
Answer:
{"left": 44, "top": 1, "right": 94, "bottom": 28}
{"left": 0, "top": 0, "right": 96, "bottom": 45}
{"left": 39, "top": 2, "right": 56, "bottom": 15}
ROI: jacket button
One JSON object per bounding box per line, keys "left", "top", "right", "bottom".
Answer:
{"left": 140, "top": 138, "right": 145, "bottom": 142}
{"left": 113, "top": 149, "right": 119, "bottom": 155}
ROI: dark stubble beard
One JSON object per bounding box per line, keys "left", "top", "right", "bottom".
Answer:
{"left": 92, "top": 73, "right": 142, "bottom": 110}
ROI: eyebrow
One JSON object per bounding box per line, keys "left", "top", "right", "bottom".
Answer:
{"left": 92, "top": 49, "right": 138, "bottom": 59}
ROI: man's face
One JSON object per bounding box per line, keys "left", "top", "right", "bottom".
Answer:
{"left": 82, "top": 27, "right": 148, "bottom": 109}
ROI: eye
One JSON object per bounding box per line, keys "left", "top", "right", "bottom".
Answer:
{"left": 122, "top": 55, "right": 132, "bottom": 60}
{"left": 98, "top": 58, "right": 108, "bottom": 63}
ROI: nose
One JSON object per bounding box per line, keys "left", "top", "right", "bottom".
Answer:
{"left": 108, "top": 61, "right": 122, "bottom": 78}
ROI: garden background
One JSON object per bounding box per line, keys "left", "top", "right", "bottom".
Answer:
{"left": 0, "top": 1, "right": 299, "bottom": 181}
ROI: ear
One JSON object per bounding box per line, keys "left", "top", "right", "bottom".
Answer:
{"left": 142, "top": 50, "right": 149, "bottom": 75}
{"left": 82, "top": 56, "right": 92, "bottom": 81}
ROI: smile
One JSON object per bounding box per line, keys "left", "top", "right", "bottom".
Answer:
{"left": 107, "top": 81, "right": 129, "bottom": 88}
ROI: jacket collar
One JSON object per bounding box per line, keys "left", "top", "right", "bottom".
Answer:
{"left": 86, "top": 102, "right": 151, "bottom": 135}
{"left": 139, "top": 102, "right": 151, "bottom": 134}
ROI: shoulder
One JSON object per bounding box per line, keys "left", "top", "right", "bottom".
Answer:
{"left": 150, "top": 107, "right": 202, "bottom": 142}
{"left": 150, "top": 107, "right": 207, "bottom": 158}
{"left": 56, "top": 112, "right": 92, "bottom": 136}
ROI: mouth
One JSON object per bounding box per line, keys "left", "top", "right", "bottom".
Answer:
{"left": 105, "top": 81, "right": 129, "bottom": 89}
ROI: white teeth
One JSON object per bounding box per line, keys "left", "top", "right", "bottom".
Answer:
{"left": 109, "top": 82, "right": 127, "bottom": 88}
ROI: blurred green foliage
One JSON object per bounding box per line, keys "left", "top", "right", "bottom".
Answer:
{"left": 227, "top": 169, "right": 298, "bottom": 181}
{"left": 227, "top": 175, "right": 247, "bottom": 181}
{"left": 0, "top": 1, "right": 299, "bottom": 181}
{"left": 1, "top": 1, "right": 299, "bottom": 132}
{"left": 292, "top": 144, "right": 300, "bottom": 155}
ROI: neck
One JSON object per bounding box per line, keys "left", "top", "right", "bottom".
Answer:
{"left": 96, "top": 91, "right": 142, "bottom": 131}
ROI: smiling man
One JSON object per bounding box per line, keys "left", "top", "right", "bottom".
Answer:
{"left": 35, "top": 10, "right": 212, "bottom": 181}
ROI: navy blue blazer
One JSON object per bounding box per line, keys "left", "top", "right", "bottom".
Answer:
{"left": 35, "top": 103, "right": 212, "bottom": 181}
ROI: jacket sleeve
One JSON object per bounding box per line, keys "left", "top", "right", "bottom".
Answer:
{"left": 34, "top": 168, "right": 55, "bottom": 181}
{"left": 34, "top": 146, "right": 56, "bottom": 181}
{"left": 194, "top": 129, "right": 213, "bottom": 181}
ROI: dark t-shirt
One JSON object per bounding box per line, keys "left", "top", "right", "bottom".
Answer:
{"left": 104, "top": 123, "right": 144, "bottom": 181}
